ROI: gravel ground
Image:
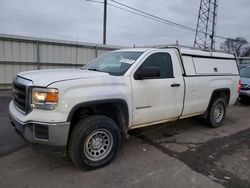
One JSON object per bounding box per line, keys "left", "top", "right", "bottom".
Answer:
{"left": 0, "top": 90, "right": 249, "bottom": 188}
{"left": 130, "top": 103, "right": 250, "bottom": 188}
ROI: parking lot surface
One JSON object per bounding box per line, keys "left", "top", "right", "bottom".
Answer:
{"left": 0, "top": 90, "right": 26, "bottom": 157}
{"left": 0, "top": 91, "right": 249, "bottom": 188}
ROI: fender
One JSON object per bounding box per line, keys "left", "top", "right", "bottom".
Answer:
{"left": 66, "top": 99, "right": 129, "bottom": 134}
{"left": 206, "top": 88, "right": 231, "bottom": 111}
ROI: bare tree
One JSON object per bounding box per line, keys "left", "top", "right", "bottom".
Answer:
{"left": 220, "top": 37, "right": 248, "bottom": 56}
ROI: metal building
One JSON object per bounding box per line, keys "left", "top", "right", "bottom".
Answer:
{"left": 238, "top": 57, "right": 250, "bottom": 65}
{"left": 0, "top": 33, "right": 121, "bottom": 88}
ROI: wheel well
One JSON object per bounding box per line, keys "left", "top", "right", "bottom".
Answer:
{"left": 67, "top": 101, "right": 129, "bottom": 140}
{"left": 209, "top": 89, "right": 230, "bottom": 107}
{"left": 201, "top": 89, "right": 230, "bottom": 119}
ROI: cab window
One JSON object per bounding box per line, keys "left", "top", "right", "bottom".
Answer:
{"left": 136, "top": 52, "right": 173, "bottom": 79}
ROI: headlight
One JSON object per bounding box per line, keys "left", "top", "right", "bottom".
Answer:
{"left": 31, "top": 88, "right": 59, "bottom": 110}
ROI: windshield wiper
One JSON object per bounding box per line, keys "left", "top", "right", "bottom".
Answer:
{"left": 88, "top": 68, "right": 99, "bottom": 71}
{"left": 87, "top": 68, "right": 109, "bottom": 74}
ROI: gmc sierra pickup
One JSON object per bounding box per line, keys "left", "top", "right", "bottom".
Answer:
{"left": 9, "top": 47, "right": 240, "bottom": 169}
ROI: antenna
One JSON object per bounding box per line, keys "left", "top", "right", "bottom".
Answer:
{"left": 194, "top": 0, "right": 218, "bottom": 50}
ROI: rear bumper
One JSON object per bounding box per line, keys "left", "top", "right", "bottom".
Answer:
{"left": 240, "top": 90, "right": 250, "bottom": 97}
{"left": 9, "top": 113, "right": 70, "bottom": 156}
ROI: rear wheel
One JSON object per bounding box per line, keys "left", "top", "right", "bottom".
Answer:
{"left": 205, "top": 98, "right": 226, "bottom": 128}
{"left": 68, "top": 115, "right": 121, "bottom": 169}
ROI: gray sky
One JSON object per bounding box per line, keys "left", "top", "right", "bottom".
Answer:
{"left": 0, "top": 0, "right": 249, "bottom": 48}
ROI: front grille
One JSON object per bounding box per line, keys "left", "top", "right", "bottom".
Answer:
{"left": 13, "top": 81, "right": 27, "bottom": 112}
{"left": 12, "top": 76, "right": 33, "bottom": 113}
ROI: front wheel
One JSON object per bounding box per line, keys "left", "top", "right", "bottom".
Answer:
{"left": 68, "top": 115, "right": 121, "bottom": 169}
{"left": 205, "top": 98, "right": 226, "bottom": 128}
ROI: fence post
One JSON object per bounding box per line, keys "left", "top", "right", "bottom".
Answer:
{"left": 36, "top": 41, "right": 40, "bottom": 70}
{"left": 95, "top": 45, "right": 98, "bottom": 58}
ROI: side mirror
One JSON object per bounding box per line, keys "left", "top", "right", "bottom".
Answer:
{"left": 134, "top": 67, "right": 160, "bottom": 80}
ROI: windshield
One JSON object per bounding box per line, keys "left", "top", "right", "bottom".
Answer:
{"left": 83, "top": 51, "right": 143, "bottom": 76}
{"left": 240, "top": 67, "right": 250, "bottom": 78}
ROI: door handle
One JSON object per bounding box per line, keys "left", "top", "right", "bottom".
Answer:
{"left": 171, "top": 83, "right": 180, "bottom": 87}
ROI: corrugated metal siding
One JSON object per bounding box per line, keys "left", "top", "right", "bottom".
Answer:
{"left": 0, "top": 34, "right": 121, "bottom": 87}
{"left": 239, "top": 58, "right": 250, "bottom": 65}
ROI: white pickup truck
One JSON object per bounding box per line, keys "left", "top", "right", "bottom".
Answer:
{"left": 9, "top": 47, "right": 240, "bottom": 169}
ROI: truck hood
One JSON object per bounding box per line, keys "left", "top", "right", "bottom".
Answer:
{"left": 18, "top": 69, "right": 109, "bottom": 86}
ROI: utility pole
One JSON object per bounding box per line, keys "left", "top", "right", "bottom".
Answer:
{"left": 103, "top": 0, "right": 107, "bottom": 45}
{"left": 194, "top": 0, "right": 218, "bottom": 50}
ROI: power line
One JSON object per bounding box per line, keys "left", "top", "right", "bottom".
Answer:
{"left": 110, "top": 0, "right": 196, "bottom": 32}
{"left": 87, "top": 0, "right": 195, "bottom": 32}
{"left": 86, "top": 0, "right": 188, "bottom": 32}
{"left": 110, "top": 0, "right": 228, "bottom": 40}
{"left": 87, "top": 0, "right": 229, "bottom": 40}
{"left": 109, "top": 2, "right": 195, "bottom": 28}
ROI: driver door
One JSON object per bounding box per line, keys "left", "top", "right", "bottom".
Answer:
{"left": 131, "top": 51, "right": 184, "bottom": 127}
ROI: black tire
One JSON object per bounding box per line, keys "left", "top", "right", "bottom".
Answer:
{"left": 205, "top": 98, "right": 227, "bottom": 128}
{"left": 68, "top": 115, "right": 121, "bottom": 170}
